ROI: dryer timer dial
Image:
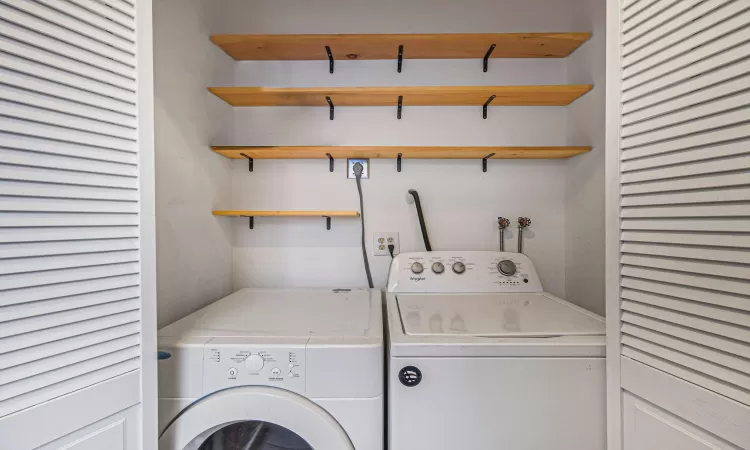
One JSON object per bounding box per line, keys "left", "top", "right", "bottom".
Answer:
{"left": 244, "top": 354, "right": 265, "bottom": 373}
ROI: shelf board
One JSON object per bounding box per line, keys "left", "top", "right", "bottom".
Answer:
{"left": 212, "top": 210, "right": 360, "bottom": 217}
{"left": 210, "top": 33, "right": 591, "bottom": 60}
{"left": 208, "top": 85, "right": 593, "bottom": 107}
{"left": 212, "top": 146, "right": 591, "bottom": 160}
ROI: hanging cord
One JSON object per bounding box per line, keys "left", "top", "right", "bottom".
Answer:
{"left": 353, "top": 163, "right": 374, "bottom": 288}
{"left": 388, "top": 244, "right": 395, "bottom": 259}
{"left": 407, "top": 189, "right": 432, "bottom": 251}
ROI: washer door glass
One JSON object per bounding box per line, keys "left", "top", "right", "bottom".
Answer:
{"left": 159, "top": 387, "right": 354, "bottom": 450}
{"left": 197, "top": 421, "right": 311, "bottom": 450}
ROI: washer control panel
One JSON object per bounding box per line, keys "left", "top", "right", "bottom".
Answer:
{"left": 387, "top": 251, "right": 544, "bottom": 293}
{"left": 203, "top": 340, "right": 305, "bottom": 395}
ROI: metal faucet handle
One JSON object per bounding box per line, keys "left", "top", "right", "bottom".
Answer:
{"left": 497, "top": 217, "right": 510, "bottom": 229}
{"left": 518, "top": 217, "right": 531, "bottom": 228}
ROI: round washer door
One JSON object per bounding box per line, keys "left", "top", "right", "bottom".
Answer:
{"left": 159, "top": 386, "right": 354, "bottom": 450}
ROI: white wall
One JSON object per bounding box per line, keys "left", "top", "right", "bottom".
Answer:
{"left": 211, "top": 0, "right": 592, "bottom": 301}
{"left": 565, "top": 0, "right": 607, "bottom": 315}
{"left": 153, "top": 0, "right": 235, "bottom": 327}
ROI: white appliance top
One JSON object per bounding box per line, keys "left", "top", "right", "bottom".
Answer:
{"left": 397, "top": 293, "right": 604, "bottom": 337}
{"left": 159, "top": 288, "right": 380, "bottom": 339}
{"left": 386, "top": 251, "right": 543, "bottom": 293}
{"left": 385, "top": 252, "right": 605, "bottom": 357}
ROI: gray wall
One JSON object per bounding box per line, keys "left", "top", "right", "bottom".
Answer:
{"left": 566, "top": 0, "right": 606, "bottom": 315}
{"left": 153, "top": 0, "right": 234, "bottom": 327}
{"left": 153, "top": 0, "right": 606, "bottom": 323}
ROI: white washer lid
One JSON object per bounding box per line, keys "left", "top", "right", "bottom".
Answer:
{"left": 397, "top": 293, "right": 605, "bottom": 337}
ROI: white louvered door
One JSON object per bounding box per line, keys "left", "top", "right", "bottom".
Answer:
{"left": 606, "top": 0, "right": 750, "bottom": 449}
{"left": 0, "top": 0, "right": 156, "bottom": 449}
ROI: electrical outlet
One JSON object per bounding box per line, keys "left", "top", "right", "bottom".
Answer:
{"left": 347, "top": 159, "right": 370, "bottom": 179}
{"left": 374, "top": 232, "right": 400, "bottom": 256}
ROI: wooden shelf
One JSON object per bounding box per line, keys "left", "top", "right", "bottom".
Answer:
{"left": 210, "top": 33, "right": 591, "bottom": 60}
{"left": 212, "top": 146, "right": 591, "bottom": 160}
{"left": 213, "top": 210, "right": 360, "bottom": 217}
{"left": 208, "top": 85, "right": 592, "bottom": 107}
{"left": 214, "top": 210, "right": 359, "bottom": 230}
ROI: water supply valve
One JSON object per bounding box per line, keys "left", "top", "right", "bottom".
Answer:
{"left": 517, "top": 217, "right": 531, "bottom": 254}
{"left": 497, "top": 217, "right": 511, "bottom": 251}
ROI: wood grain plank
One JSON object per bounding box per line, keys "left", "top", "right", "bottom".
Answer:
{"left": 210, "top": 33, "right": 592, "bottom": 60}
{"left": 211, "top": 146, "right": 591, "bottom": 159}
{"left": 212, "top": 210, "right": 360, "bottom": 217}
{"left": 208, "top": 85, "right": 593, "bottom": 107}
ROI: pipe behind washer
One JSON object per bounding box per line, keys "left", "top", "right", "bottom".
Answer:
{"left": 517, "top": 217, "right": 531, "bottom": 254}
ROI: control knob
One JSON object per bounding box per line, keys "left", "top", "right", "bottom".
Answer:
{"left": 452, "top": 262, "right": 466, "bottom": 274}
{"left": 244, "top": 354, "right": 265, "bottom": 373}
{"left": 432, "top": 262, "right": 445, "bottom": 274}
{"left": 411, "top": 262, "right": 424, "bottom": 274}
{"left": 497, "top": 260, "right": 517, "bottom": 276}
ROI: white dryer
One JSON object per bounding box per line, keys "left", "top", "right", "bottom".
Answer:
{"left": 386, "top": 251, "right": 606, "bottom": 450}
{"left": 158, "top": 288, "right": 383, "bottom": 450}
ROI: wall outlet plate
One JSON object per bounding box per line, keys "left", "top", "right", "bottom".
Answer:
{"left": 347, "top": 159, "right": 369, "bottom": 179}
{"left": 374, "top": 232, "right": 400, "bottom": 256}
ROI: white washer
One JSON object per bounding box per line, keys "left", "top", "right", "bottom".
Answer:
{"left": 386, "top": 251, "right": 606, "bottom": 450}
{"left": 158, "top": 288, "right": 383, "bottom": 450}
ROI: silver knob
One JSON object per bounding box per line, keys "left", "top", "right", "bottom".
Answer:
{"left": 411, "top": 262, "right": 424, "bottom": 274}
{"left": 432, "top": 262, "right": 445, "bottom": 274}
{"left": 497, "top": 260, "right": 517, "bottom": 276}
{"left": 452, "top": 262, "right": 466, "bottom": 274}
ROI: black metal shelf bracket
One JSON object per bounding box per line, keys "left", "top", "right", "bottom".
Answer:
{"left": 326, "top": 46, "right": 334, "bottom": 73}
{"left": 482, "top": 153, "right": 496, "bottom": 172}
{"left": 397, "top": 153, "right": 402, "bottom": 172}
{"left": 483, "top": 95, "right": 496, "bottom": 119}
{"left": 326, "top": 96, "right": 334, "bottom": 120}
{"left": 240, "top": 153, "right": 254, "bottom": 172}
{"left": 397, "top": 45, "right": 404, "bottom": 73}
{"left": 326, "top": 153, "right": 334, "bottom": 172}
{"left": 483, "top": 44, "right": 496, "bottom": 72}
{"left": 397, "top": 95, "right": 403, "bottom": 119}
{"left": 323, "top": 216, "right": 332, "bottom": 230}
{"left": 244, "top": 216, "right": 254, "bottom": 229}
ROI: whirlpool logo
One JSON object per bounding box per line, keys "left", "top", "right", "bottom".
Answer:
{"left": 410, "top": 276, "right": 426, "bottom": 282}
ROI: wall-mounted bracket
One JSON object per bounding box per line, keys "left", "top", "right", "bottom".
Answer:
{"left": 397, "top": 153, "right": 402, "bottom": 172}
{"left": 240, "top": 153, "right": 254, "bottom": 172}
{"left": 326, "top": 96, "right": 334, "bottom": 120}
{"left": 325, "top": 46, "right": 334, "bottom": 73}
{"left": 483, "top": 95, "right": 496, "bottom": 119}
{"left": 244, "top": 216, "right": 254, "bottom": 229}
{"left": 483, "top": 44, "right": 496, "bottom": 72}
{"left": 397, "top": 95, "right": 403, "bottom": 119}
{"left": 482, "top": 153, "right": 495, "bottom": 172}
{"left": 323, "top": 216, "right": 332, "bottom": 230}
{"left": 326, "top": 153, "right": 334, "bottom": 172}
{"left": 397, "top": 45, "right": 404, "bottom": 73}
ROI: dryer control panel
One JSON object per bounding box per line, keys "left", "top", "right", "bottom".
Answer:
{"left": 202, "top": 338, "right": 306, "bottom": 395}
{"left": 387, "top": 251, "right": 544, "bottom": 293}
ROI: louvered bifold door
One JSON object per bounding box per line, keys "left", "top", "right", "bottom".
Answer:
{"left": 0, "top": 0, "right": 143, "bottom": 425}
{"left": 618, "top": 0, "right": 750, "bottom": 419}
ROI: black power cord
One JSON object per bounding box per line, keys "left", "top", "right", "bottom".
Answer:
{"left": 388, "top": 244, "right": 395, "bottom": 259}
{"left": 353, "top": 163, "right": 374, "bottom": 288}
{"left": 408, "top": 189, "right": 432, "bottom": 251}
